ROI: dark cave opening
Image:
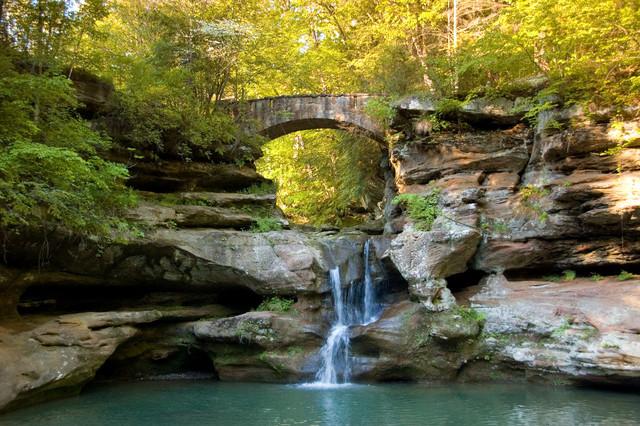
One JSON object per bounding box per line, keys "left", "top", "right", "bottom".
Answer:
{"left": 95, "top": 345, "right": 218, "bottom": 383}
{"left": 446, "top": 269, "right": 486, "bottom": 294}
{"left": 504, "top": 263, "right": 640, "bottom": 281}
{"left": 17, "top": 283, "right": 263, "bottom": 317}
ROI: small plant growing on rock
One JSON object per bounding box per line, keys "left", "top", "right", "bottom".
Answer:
{"left": 519, "top": 184, "right": 551, "bottom": 223}
{"left": 250, "top": 217, "right": 283, "bottom": 233}
{"left": 602, "top": 342, "right": 620, "bottom": 350}
{"left": 562, "top": 270, "right": 576, "bottom": 281}
{"left": 617, "top": 270, "right": 635, "bottom": 281}
{"left": 256, "top": 296, "right": 295, "bottom": 313}
{"left": 590, "top": 273, "right": 604, "bottom": 282}
{"left": 520, "top": 184, "right": 551, "bottom": 200}
{"left": 453, "top": 306, "right": 486, "bottom": 324}
{"left": 392, "top": 189, "right": 441, "bottom": 231}
{"left": 552, "top": 318, "right": 572, "bottom": 337}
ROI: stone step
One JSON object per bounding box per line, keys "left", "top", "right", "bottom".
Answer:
{"left": 127, "top": 202, "right": 258, "bottom": 229}
{"left": 120, "top": 159, "right": 270, "bottom": 192}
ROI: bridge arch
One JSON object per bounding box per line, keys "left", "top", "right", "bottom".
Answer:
{"left": 239, "top": 94, "right": 385, "bottom": 143}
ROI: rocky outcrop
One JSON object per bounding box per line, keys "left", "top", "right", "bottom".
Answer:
{"left": 350, "top": 300, "right": 483, "bottom": 381}
{"left": 458, "top": 275, "right": 640, "bottom": 386}
{"left": 394, "top": 95, "right": 528, "bottom": 127}
{"left": 0, "top": 307, "right": 230, "bottom": 412}
{"left": 127, "top": 202, "right": 259, "bottom": 229}
{"left": 193, "top": 311, "right": 323, "bottom": 382}
{"left": 390, "top": 124, "right": 531, "bottom": 187}
{"left": 10, "top": 229, "right": 330, "bottom": 297}
{"left": 388, "top": 105, "right": 639, "bottom": 280}
{"left": 125, "top": 160, "right": 269, "bottom": 192}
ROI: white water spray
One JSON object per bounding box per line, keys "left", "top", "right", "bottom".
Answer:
{"left": 309, "top": 240, "right": 382, "bottom": 386}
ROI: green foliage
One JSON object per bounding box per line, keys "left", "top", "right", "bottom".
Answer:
{"left": 521, "top": 99, "right": 558, "bottom": 127}
{"left": 435, "top": 98, "right": 465, "bottom": 116}
{"left": 561, "top": 270, "right": 576, "bottom": 281}
{"left": 257, "top": 129, "right": 384, "bottom": 226}
{"left": 393, "top": 190, "right": 441, "bottom": 231}
{"left": 479, "top": 218, "right": 511, "bottom": 236}
{"left": 590, "top": 273, "right": 604, "bottom": 282}
{"left": 256, "top": 297, "right": 295, "bottom": 313}
{"left": 552, "top": 318, "right": 573, "bottom": 337}
{"left": 419, "top": 114, "right": 451, "bottom": 133}
{"left": 250, "top": 217, "right": 282, "bottom": 233}
{"left": 617, "top": 270, "right": 635, "bottom": 281}
{"left": 364, "top": 98, "right": 396, "bottom": 128}
{"left": 454, "top": 306, "right": 486, "bottom": 324}
{"left": 519, "top": 184, "right": 551, "bottom": 223}
{"left": 0, "top": 55, "right": 135, "bottom": 238}
{"left": 600, "top": 119, "right": 640, "bottom": 158}
{"left": 241, "top": 181, "right": 277, "bottom": 195}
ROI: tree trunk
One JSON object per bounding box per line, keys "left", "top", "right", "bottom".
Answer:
{"left": 0, "top": 0, "right": 6, "bottom": 43}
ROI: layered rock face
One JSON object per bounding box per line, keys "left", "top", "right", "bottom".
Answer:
{"left": 0, "top": 98, "right": 638, "bottom": 413}
{"left": 382, "top": 102, "right": 639, "bottom": 384}
{"left": 387, "top": 104, "right": 639, "bottom": 303}
{"left": 0, "top": 214, "right": 396, "bottom": 411}
{"left": 460, "top": 274, "right": 640, "bottom": 386}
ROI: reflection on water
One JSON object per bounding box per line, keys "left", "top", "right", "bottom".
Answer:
{"left": 1, "top": 381, "right": 639, "bottom": 426}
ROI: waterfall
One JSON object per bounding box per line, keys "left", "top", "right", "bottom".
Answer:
{"left": 308, "top": 240, "right": 382, "bottom": 386}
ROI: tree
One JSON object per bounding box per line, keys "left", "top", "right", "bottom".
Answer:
{"left": 0, "top": 1, "right": 135, "bottom": 241}
{"left": 257, "top": 129, "right": 384, "bottom": 226}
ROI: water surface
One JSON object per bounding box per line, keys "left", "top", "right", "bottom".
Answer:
{"left": 2, "top": 381, "right": 639, "bottom": 426}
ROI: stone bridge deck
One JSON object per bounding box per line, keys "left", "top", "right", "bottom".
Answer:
{"left": 236, "top": 94, "right": 384, "bottom": 141}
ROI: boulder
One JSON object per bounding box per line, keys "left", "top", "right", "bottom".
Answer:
{"left": 387, "top": 209, "right": 481, "bottom": 310}
{"left": 350, "top": 301, "right": 483, "bottom": 381}
{"left": 193, "top": 311, "right": 323, "bottom": 382}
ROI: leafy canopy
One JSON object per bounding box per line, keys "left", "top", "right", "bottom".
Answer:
{"left": 257, "top": 129, "right": 384, "bottom": 226}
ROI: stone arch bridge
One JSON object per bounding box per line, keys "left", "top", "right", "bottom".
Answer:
{"left": 233, "top": 94, "right": 385, "bottom": 142}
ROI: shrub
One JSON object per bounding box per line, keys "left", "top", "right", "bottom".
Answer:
{"left": 392, "top": 189, "right": 441, "bottom": 231}
{"left": 590, "top": 273, "right": 604, "bottom": 282}
{"left": 562, "top": 270, "right": 576, "bottom": 281}
{"left": 617, "top": 270, "right": 635, "bottom": 281}
{"left": 256, "top": 297, "right": 295, "bottom": 312}
{"left": 250, "top": 217, "right": 283, "bottom": 233}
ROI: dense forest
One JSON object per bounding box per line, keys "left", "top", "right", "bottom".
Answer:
{"left": 0, "top": 0, "right": 638, "bottom": 234}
